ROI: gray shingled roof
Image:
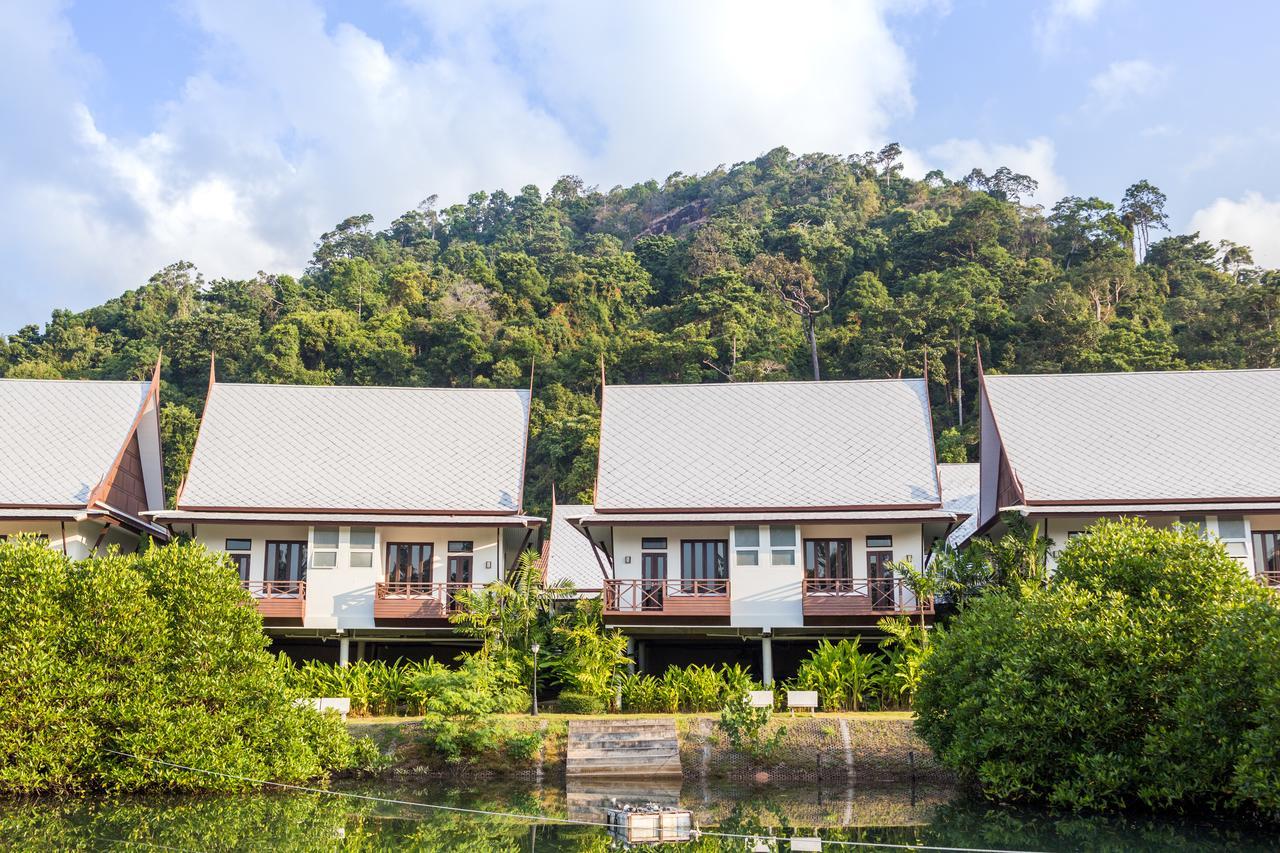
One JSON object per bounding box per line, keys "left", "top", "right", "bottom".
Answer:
{"left": 543, "top": 504, "right": 605, "bottom": 590}
{"left": 595, "top": 379, "right": 941, "bottom": 511}
{"left": 938, "top": 463, "right": 979, "bottom": 518}
{"left": 178, "top": 383, "right": 530, "bottom": 512}
{"left": 984, "top": 369, "right": 1280, "bottom": 505}
{"left": 0, "top": 379, "right": 150, "bottom": 506}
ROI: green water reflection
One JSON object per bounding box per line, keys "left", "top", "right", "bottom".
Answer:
{"left": 0, "top": 778, "right": 1275, "bottom": 851}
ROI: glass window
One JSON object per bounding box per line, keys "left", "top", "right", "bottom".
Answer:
{"left": 681, "top": 540, "right": 728, "bottom": 581}
{"left": 350, "top": 528, "right": 376, "bottom": 548}
{"left": 1179, "top": 516, "right": 1206, "bottom": 533}
{"left": 867, "top": 535, "right": 893, "bottom": 549}
{"left": 1217, "top": 516, "right": 1246, "bottom": 540}
{"left": 448, "top": 541, "right": 473, "bottom": 553}
{"left": 350, "top": 551, "right": 373, "bottom": 568}
{"left": 736, "top": 549, "right": 759, "bottom": 566}
{"left": 265, "top": 541, "right": 307, "bottom": 582}
{"left": 225, "top": 539, "right": 251, "bottom": 552}
{"left": 804, "top": 539, "right": 852, "bottom": 579}
{"left": 312, "top": 551, "right": 337, "bottom": 568}
{"left": 770, "top": 526, "right": 796, "bottom": 547}
{"left": 313, "top": 527, "right": 340, "bottom": 547}
{"left": 734, "top": 526, "right": 760, "bottom": 548}
{"left": 386, "top": 543, "right": 434, "bottom": 584}
{"left": 641, "top": 537, "right": 668, "bottom": 551}
{"left": 771, "top": 549, "right": 796, "bottom": 566}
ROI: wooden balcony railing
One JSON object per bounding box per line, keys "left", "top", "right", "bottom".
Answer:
{"left": 802, "top": 576, "right": 933, "bottom": 618}
{"left": 603, "top": 578, "right": 730, "bottom": 617}
{"left": 1258, "top": 571, "right": 1280, "bottom": 589}
{"left": 373, "top": 581, "right": 482, "bottom": 622}
{"left": 242, "top": 580, "right": 306, "bottom": 622}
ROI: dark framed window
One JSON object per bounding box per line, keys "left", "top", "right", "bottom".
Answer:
{"left": 448, "top": 541, "right": 473, "bottom": 553}
{"left": 866, "top": 535, "right": 893, "bottom": 549}
{"left": 681, "top": 539, "right": 728, "bottom": 581}
{"left": 226, "top": 538, "right": 252, "bottom": 552}
{"left": 265, "top": 541, "right": 307, "bottom": 583}
{"left": 386, "top": 542, "right": 434, "bottom": 584}
{"left": 641, "top": 537, "right": 668, "bottom": 551}
{"left": 804, "top": 539, "right": 852, "bottom": 579}
{"left": 1254, "top": 531, "right": 1280, "bottom": 584}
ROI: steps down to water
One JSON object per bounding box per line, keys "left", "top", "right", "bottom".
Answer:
{"left": 566, "top": 719, "right": 683, "bottom": 777}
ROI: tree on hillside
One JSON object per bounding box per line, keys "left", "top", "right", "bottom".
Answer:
{"left": 745, "top": 253, "right": 828, "bottom": 380}
{"left": 1121, "top": 180, "right": 1169, "bottom": 263}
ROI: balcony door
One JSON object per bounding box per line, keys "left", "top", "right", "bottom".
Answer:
{"left": 641, "top": 553, "right": 667, "bottom": 610}
{"left": 265, "top": 541, "right": 307, "bottom": 583}
{"left": 680, "top": 539, "right": 727, "bottom": 594}
{"left": 804, "top": 539, "right": 852, "bottom": 580}
{"left": 386, "top": 543, "right": 434, "bottom": 585}
{"left": 867, "top": 550, "right": 895, "bottom": 609}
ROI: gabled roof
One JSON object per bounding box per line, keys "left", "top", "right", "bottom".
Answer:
{"left": 938, "top": 463, "right": 979, "bottom": 518}
{"left": 542, "top": 503, "right": 605, "bottom": 590}
{"left": 983, "top": 368, "right": 1280, "bottom": 505}
{"left": 0, "top": 378, "right": 153, "bottom": 507}
{"left": 594, "top": 379, "right": 942, "bottom": 512}
{"left": 176, "top": 382, "right": 531, "bottom": 513}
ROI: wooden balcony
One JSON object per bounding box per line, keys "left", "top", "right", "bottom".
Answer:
{"left": 802, "top": 576, "right": 933, "bottom": 620}
{"left": 603, "top": 578, "right": 730, "bottom": 621}
{"left": 243, "top": 580, "right": 305, "bottom": 624}
{"left": 373, "top": 582, "right": 479, "bottom": 624}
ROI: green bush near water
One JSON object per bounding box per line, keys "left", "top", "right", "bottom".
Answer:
{"left": 915, "top": 518, "right": 1280, "bottom": 817}
{"left": 0, "top": 536, "right": 377, "bottom": 795}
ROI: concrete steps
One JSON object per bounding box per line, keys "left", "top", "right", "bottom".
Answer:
{"left": 566, "top": 718, "right": 682, "bottom": 777}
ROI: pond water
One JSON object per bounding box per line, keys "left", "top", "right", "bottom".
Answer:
{"left": 1, "top": 777, "right": 1275, "bottom": 851}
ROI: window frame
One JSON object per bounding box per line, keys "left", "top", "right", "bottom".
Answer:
{"left": 680, "top": 539, "right": 729, "bottom": 582}
{"left": 803, "top": 538, "right": 853, "bottom": 580}
{"left": 385, "top": 541, "right": 435, "bottom": 585}
{"left": 265, "top": 540, "right": 308, "bottom": 583}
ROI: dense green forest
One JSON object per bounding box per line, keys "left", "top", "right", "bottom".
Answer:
{"left": 3, "top": 146, "right": 1278, "bottom": 514}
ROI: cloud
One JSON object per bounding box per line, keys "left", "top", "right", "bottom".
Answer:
{"left": 0, "top": 0, "right": 922, "bottom": 327}
{"left": 1087, "top": 59, "right": 1169, "bottom": 111}
{"left": 1189, "top": 192, "right": 1280, "bottom": 267}
{"left": 922, "top": 136, "right": 1067, "bottom": 206}
{"left": 1035, "top": 0, "right": 1107, "bottom": 53}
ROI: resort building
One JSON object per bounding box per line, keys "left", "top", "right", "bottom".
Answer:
{"left": 970, "top": 365, "right": 1280, "bottom": 583}
{"left": 541, "top": 500, "right": 605, "bottom": 595}
{"left": 0, "top": 365, "right": 168, "bottom": 555}
{"left": 151, "top": 369, "right": 542, "bottom": 663}
{"left": 567, "top": 379, "right": 956, "bottom": 684}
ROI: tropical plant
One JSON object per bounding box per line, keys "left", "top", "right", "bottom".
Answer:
{"left": 790, "top": 638, "right": 883, "bottom": 711}
{"left": 717, "top": 696, "right": 785, "bottom": 760}
{"left": 620, "top": 664, "right": 762, "bottom": 713}
{"left": 410, "top": 652, "right": 536, "bottom": 763}
{"left": 0, "top": 536, "right": 376, "bottom": 794}
{"left": 548, "top": 597, "right": 630, "bottom": 713}
{"left": 915, "top": 518, "right": 1280, "bottom": 816}
{"left": 877, "top": 616, "right": 931, "bottom": 708}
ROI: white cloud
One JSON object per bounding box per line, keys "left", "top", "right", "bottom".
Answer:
{"left": 1189, "top": 192, "right": 1280, "bottom": 268}
{"left": 1035, "top": 0, "right": 1107, "bottom": 53}
{"left": 1087, "top": 59, "right": 1169, "bottom": 111}
{"left": 923, "top": 136, "right": 1067, "bottom": 206}
{"left": 0, "top": 0, "right": 922, "bottom": 327}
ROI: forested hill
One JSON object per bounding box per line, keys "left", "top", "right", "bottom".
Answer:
{"left": 4, "top": 146, "right": 1279, "bottom": 515}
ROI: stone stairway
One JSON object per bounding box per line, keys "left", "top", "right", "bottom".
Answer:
{"left": 565, "top": 719, "right": 683, "bottom": 777}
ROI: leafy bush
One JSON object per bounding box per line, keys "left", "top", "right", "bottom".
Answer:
{"left": 556, "top": 689, "right": 608, "bottom": 714}
{"left": 410, "top": 652, "right": 537, "bottom": 763}
{"left": 288, "top": 658, "right": 445, "bottom": 716}
{"left": 549, "top": 598, "right": 630, "bottom": 712}
{"left": 717, "top": 696, "right": 785, "bottom": 760}
{"left": 790, "top": 638, "right": 884, "bottom": 711}
{"left": 0, "top": 537, "right": 375, "bottom": 794}
{"left": 621, "top": 664, "right": 763, "bottom": 713}
{"left": 915, "top": 518, "right": 1280, "bottom": 816}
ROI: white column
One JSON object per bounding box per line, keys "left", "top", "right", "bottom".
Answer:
{"left": 356, "top": 640, "right": 367, "bottom": 662}
{"left": 636, "top": 640, "right": 647, "bottom": 674}
{"left": 338, "top": 637, "right": 350, "bottom": 667}
{"left": 761, "top": 636, "right": 774, "bottom": 686}
{"left": 625, "top": 637, "right": 637, "bottom": 674}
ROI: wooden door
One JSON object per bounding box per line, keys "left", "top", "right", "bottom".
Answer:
{"left": 641, "top": 553, "right": 667, "bottom": 610}
{"left": 446, "top": 555, "right": 472, "bottom": 609}
{"left": 867, "top": 551, "right": 895, "bottom": 609}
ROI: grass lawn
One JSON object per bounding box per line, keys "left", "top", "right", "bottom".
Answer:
{"left": 346, "top": 710, "right": 914, "bottom": 725}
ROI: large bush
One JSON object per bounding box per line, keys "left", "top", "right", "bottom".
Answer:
{"left": 915, "top": 518, "right": 1280, "bottom": 816}
{"left": 0, "top": 537, "right": 375, "bottom": 794}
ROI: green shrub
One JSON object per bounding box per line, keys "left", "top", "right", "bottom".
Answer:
{"left": 790, "top": 638, "right": 884, "bottom": 711}
{"left": 410, "top": 652, "right": 537, "bottom": 763}
{"left": 549, "top": 598, "right": 630, "bottom": 713}
{"left": 915, "top": 518, "right": 1280, "bottom": 816}
{"left": 620, "top": 664, "right": 763, "bottom": 713}
{"left": 289, "top": 658, "right": 444, "bottom": 716}
{"left": 0, "top": 537, "right": 375, "bottom": 795}
{"left": 717, "top": 696, "right": 785, "bottom": 760}
{"left": 556, "top": 689, "right": 608, "bottom": 715}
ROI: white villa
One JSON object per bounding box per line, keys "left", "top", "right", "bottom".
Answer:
{"left": 968, "top": 365, "right": 1280, "bottom": 582}
{"left": 554, "top": 379, "right": 956, "bottom": 684}
{"left": 0, "top": 366, "right": 168, "bottom": 555}
{"left": 151, "top": 367, "right": 542, "bottom": 663}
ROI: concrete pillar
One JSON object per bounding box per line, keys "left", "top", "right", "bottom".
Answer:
{"left": 338, "top": 637, "right": 350, "bottom": 667}
{"left": 356, "top": 640, "right": 367, "bottom": 662}
{"left": 625, "top": 637, "right": 637, "bottom": 674}
{"left": 761, "top": 636, "right": 774, "bottom": 687}
{"left": 636, "top": 640, "right": 647, "bottom": 675}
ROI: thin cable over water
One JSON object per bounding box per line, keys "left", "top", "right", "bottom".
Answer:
{"left": 103, "top": 749, "right": 1048, "bottom": 853}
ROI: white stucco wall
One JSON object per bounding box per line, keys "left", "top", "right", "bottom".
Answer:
{"left": 0, "top": 519, "right": 138, "bottom": 559}
{"left": 608, "top": 521, "right": 927, "bottom": 629}
{"left": 191, "top": 523, "right": 504, "bottom": 631}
